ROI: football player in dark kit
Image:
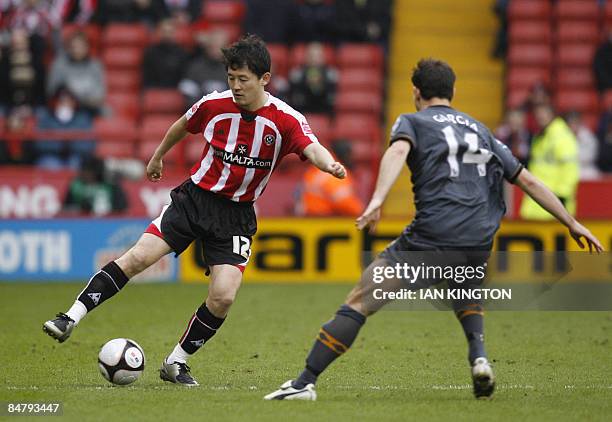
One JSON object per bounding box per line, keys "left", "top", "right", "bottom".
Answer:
{"left": 265, "top": 59, "right": 603, "bottom": 401}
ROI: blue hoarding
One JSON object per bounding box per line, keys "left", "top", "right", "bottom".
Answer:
{"left": 0, "top": 219, "right": 177, "bottom": 282}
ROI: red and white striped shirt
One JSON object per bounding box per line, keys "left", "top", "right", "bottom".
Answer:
{"left": 185, "top": 90, "right": 318, "bottom": 202}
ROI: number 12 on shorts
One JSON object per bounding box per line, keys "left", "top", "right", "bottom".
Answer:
{"left": 232, "top": 236, "right": 251, "bottom": 261}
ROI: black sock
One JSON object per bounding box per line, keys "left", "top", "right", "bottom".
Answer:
{"left": 455, "top": 304, "right": 487, "bottom": 364}
{"left": 77, "top": 261, "right": 129, "bottom": 312}
{"left": 179, "top": 304, "right": 225, "bottom": 354}
{"left": 293, "top": 305, "right": 366, "bottom": 388}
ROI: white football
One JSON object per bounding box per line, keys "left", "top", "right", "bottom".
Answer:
{"left": 98, "top": 338, "right": 145, "bottom": 385}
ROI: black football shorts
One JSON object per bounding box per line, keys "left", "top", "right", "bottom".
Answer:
{"left": 146, "top": 180, "right": 257, "bottom": 272}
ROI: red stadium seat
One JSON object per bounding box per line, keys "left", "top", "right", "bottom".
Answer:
{"left": 337, "top": 68, "right": 384, "bottom": 93}
{"left": 508, "top": 0, "right": 551, "bottom": 21}
{"left": 555, "top": 90, "right": 599, "bottom": 113}
{"left": 603, "top": 90, "right": 612, "bottom": 111}
{"left": 102, "top": 47, "right": 143, "bottom": 70}
{"left": 507, "top": 44, "right": 552, "bottom": 67}
{"left": 582, "top": 113, "right": 599, "bottom": 132}
{"left": 61, "top": 24, "right": 102, "bottom": 55}
{"left": 142, "top": 89, "right": 185, "bottom": 115}
{"left": 506, "top": 88, "right": 531, "bottom": 109}
{"left": 289, "top": 43, "right": 336, "bottom": 70}
{"left": 96, "top": 141, "right": 135, "bottom": 159}
{"left": 337, "top": 44, "right": 384, "bottom": 70}
{"left": 106, "top": 70, "right": 141, "bottom": 94}
{"left": 555, "top": 0, "right": 600, "bottom": 21}
{"left": 556, "top": 22, "right": 601, "bottom": 44}
{"left": 350, "top": 140, "right": 380, "bottom": 166}
{"left": 208, "top": 23, "right": 242, "bottom": 42}
{"left": 508, "top": 21, "right": 552, "bottom": 44}
{"left": 556, "top": 43, "right": 597, "bottom": 66}
{"left": 106, "top": 93, "right": 140, "bottom": 120}
{"left": 94, "top": 118, "right": 138, "bottom": 143}
{"left": 149, "top": 25, "right": 193, "bottom": 48}
{"left": 304, "top": 114, "right": 332, "bottom": 145}
{"left": 138, "top": 115, "right": 181, "bottom": 163}
{"left": 267, "top": 44, "right": 289, "bottom": 77}
{"left": 138, "top": 140, "right": 180, "bottom": 163}
{"left": 555, "top": 68, "right": 595, "bottom": 90}
{"left": 139, "top": 115, "right": 176, "bottom": 143}
{"left": 506, "top": 67, "right": 551, "bottom": 91}
{"left": 607, "top": 2, "right": 612, "bottom": 28}
{"left": 335, "top": 90, "right": 383, "bottom": 115}
{"left": 202, "top": 0, "right": 246, "bottom": 23}
{"left": 333, "top": 114, "right": 381, "bottom": 144}
{"left": 102, "top": 23, "right": 149, "bottom": 48}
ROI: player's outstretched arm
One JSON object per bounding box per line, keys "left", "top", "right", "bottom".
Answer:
{"left": 515, "top": 168, "right": 604, "bottom": 253}
{"left": 146, "top": 116, "right": 189, "bottom": 182}
{"left": 356, "top": 140, "right": 411, "bottom": 233}
{"left": 303, "top": 143, "right": 346, "bottom": 179}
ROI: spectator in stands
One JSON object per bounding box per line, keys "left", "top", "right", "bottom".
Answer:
{"left": 5, "top": 0, "right": 59, "bottom": 52}
{"left": 0, "top": 28, "right": 46, "bottom": 114}
{"left": 50, "top": 0, "right": 97, "bottom": 25}
{"left": 268, "top": 64, "right": 290, "bottom": 102}
{"left": 492, "top": 0, "right": 508, "bottom": 58}
{"left": 142, "top": 18, "right": 188, "bottom": 89}
{"left": 63, "top": 155, "right": 128, "bottom": 216}
{"left": 494, "top": 108, "right": 530, "bottom": 166}
{"left": 93, "top": 0, "right": 168, "bottom": 27}
{"left": 596, "top": 111, "right": 612, "bottom": 173}
{"left": 179, "top": 23, "right": 228, "bottom": 106}
{"left": 593, "top": 28, "right": 612, "bottom": 94}
{"left": 333, "top": 0, "right": 391, "bottom": 44}
{"left": 244, "top": 0, "right": 297, "bottom": 43}
{"left": 565, "top": 111, "right": 600, "bottom": 180}
{"left": 520, "top": 104, "right": 579, "bottom": 220}
{"left": 298, "top": 139, "right": 363, "bottom": 216}
{"left": 0, "top": 107, "right": 35, "bottom": 164}
{"left": 33, "top": 86, "right": 95, "bottom": 169}
{"left": 293, "top": 0, "right": 335, "bottom": 43}
{"left": 163, "top": 0, "right": 203, "bottom": 24}
{"left": 47, "top": 30, "right": 105, "bottom": 115}
{"left": 522, "top": 82, "right": 552, "bottom": 136}
{"left": 289, "top": 42, "right": 337, "bottom": 114}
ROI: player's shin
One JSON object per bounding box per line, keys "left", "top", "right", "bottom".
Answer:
{"left": 166, "top": 304, "right": 225, "bottom": 364}
{"left": 293, "top": 304, "right": 366, "bottom": 388}
{"left": 454, "top": 302, "right": 487, "bottom": 364}
{"left": 67, "top": 261, "right": 130, "bottom": 324}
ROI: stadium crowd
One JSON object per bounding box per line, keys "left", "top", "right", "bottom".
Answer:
{"left": 1, "top": 0, "right": 611, "bottom": 217}
{"left": 0, "top": 0, "right": 387, "bottom": 217}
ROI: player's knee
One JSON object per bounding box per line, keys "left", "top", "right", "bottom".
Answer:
{"left": 207, "top": 292, "right": 236, "bottom": 314}
{"left": 123, "top": 246, "right": 153, "bottom": 275}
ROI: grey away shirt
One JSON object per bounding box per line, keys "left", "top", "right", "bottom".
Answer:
{"left": 390, "top": 105, "right": 523, "bottom": 248}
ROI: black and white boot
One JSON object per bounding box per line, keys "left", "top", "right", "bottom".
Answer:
{"left": 42, "top": 313, "right": 75, "bottom": 343}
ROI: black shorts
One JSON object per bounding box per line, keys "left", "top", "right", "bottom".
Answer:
{"left": 146, "top": 180, "right": 257, "bottom": 271}
{"left": 379, "top": 234, "right": 491, "bottom": 289}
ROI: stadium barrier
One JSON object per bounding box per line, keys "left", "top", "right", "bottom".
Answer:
{"left": 1, "top": 218, "right": 611, "bottom": 283}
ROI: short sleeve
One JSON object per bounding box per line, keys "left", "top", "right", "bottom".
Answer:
{"left": 284, "top": 112, "right": 319, "bottom": 160}
{"left": 184, "top": 92, "right": 214, "bottom": 134}
{"left": 390, "top": 114, "right": 417, "bottom": 148}
{"left": 490, "top": 135, "right": 523, "bottom": 183}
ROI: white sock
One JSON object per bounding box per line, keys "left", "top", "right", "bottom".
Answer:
{"left": 166, "top": 343, "right": 190, "bottom": 364}
{"left": 65, "top": 301, "right": 88, "bottom": 325}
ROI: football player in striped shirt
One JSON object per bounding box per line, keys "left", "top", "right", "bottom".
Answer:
{"left": 43, "top": 35, "right": 346, "bottom": 386}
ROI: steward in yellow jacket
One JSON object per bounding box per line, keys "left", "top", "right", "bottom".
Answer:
{"left": 520, "top": 105, "right": 579, "bottom": 219}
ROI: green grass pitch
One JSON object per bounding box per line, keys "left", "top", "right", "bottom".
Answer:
{"left": 1, "top": 282, "right": 611, "bottom": 421}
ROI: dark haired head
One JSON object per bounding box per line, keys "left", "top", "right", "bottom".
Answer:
{"left": 221, "top": 34, "right": 271, "bottom": 78}
{"left": 411, "top": 59, "right": 456, "bottom": 101}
